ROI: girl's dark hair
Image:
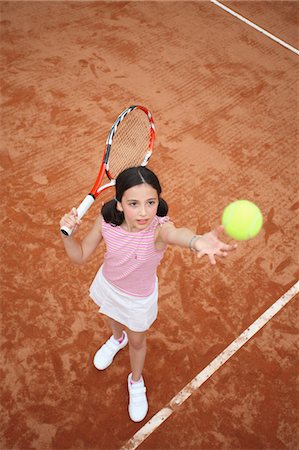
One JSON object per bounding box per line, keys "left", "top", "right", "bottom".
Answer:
{"left": 101, "top": 166, "right": 168, "bottom": 226}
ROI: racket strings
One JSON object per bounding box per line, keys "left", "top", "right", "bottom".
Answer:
{"left": 108, "top": 110, "right": 152, "bottom": 177}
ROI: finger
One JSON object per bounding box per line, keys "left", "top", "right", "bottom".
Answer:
{"left": 71, "top": 207, "right": 78, "bottom": 218}
{"left": 69, "top": 209, "right": 81, "bottom": 225}
{"left": 209, "top": 254, "right": 217, "bottom": 265}
{"left": 225, "top": 243, "right": 238, "bottom": 251}
{"left": 196, "top": 251, "right": 205, "bottom": 259}
{"left": 220, "top": 243, "right": 237, "bottom": 251}
{"left": 64, "top": 215, "right": 77, "bottom": 228}
{"left": 213, "top": 225, "right": 224, "bottom": 236}
{"left": 64, "top": 219, "right": 75, "bottom": 229}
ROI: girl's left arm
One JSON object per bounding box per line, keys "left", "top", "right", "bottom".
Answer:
{"left": 157, "top": 222, "right": 237, "bottom": 265}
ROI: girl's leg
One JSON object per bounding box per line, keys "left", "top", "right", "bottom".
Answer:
{"left": 127, "top": 330, "right": 147, "bottom": 382}
{"left": 107, "top": 317, "right": 125, "bottom": 340}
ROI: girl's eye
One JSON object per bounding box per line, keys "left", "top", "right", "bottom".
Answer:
{"left": 129, "top": 202, "right": 137, "bottom": 207}
{"left": 148, "top": 200, "right": 156, "bottom": 206}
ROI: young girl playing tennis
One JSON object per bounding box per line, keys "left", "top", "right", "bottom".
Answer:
{"left": 60, "top": 166, "right": 236, "bottom": 422}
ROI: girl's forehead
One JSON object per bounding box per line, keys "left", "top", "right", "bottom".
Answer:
{"left": 123, "top": 183, "right": 158, "bottom": 199}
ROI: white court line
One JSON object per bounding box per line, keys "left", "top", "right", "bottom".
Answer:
{"left": 121, "top": 281, "right": 299, "bottom": 450}
{"left": 210, "top": 0, "right": 299, "bottom": 56}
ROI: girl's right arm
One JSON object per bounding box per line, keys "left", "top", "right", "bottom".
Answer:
{"left": 60, "top": 207, "right": 103, "bottom": 265}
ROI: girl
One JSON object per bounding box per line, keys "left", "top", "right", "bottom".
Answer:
{"left": 60, "top": 166, "right": 236, "bottom": 422}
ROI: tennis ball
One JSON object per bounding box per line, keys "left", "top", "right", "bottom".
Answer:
{"left": 221, "top": 200, "right": 263, "bottom": 241}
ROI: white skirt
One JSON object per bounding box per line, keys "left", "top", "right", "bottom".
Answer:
{"left": 89, "top": 266, "right": 158, "bottom": 332}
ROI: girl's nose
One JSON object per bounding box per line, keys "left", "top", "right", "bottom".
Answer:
{"left": 140, "top": 205, "right": 146, "bottom": 216}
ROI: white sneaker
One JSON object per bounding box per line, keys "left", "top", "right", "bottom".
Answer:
{"left": 128, "top": 373, "right": 148, "bottom": 422}
{"left": 93, "top": 331, "right": 128, "bottom": 370}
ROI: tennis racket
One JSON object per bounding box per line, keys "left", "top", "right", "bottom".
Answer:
{"left": 60, "top": 105, "right": 155, "bottom": 236}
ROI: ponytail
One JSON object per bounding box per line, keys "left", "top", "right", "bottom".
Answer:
{"left": 157, "top": 197, "right": 168, "bottom": 217}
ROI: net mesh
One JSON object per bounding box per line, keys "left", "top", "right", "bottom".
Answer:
{"left": 108, "top": 108, "right": 152, "bottom": 177}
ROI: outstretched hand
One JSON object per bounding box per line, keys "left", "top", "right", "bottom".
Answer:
{"left": 194, "top": 225, "right": 237, "bottom": 265}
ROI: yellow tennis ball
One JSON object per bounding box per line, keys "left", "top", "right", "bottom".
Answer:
{"left": 221, "top": 200, "right": 263, "bottom": 241}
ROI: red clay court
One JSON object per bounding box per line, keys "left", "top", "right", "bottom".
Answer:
{"left": 1, "top": 1, "right": 298, "bottom": 449}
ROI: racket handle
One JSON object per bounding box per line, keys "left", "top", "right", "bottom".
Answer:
{"left": 76, "top": 194, "right": 95, "bottom": 219}
{"left": 60, "top": 194, "right": 95, "bottom": 237}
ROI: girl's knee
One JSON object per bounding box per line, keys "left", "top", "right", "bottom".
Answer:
{"left": 128, "top": 332, "right": 146, "bottom": 350}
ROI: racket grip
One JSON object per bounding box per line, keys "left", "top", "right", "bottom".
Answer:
{"left": 60, "top": 194, "right": 95, "bottom": 237}
{"left": 76, "top": 194, "right": 95, "bottom": 219}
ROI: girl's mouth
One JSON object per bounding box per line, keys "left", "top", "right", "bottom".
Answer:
{"left": 137, "top": 219, "right": 148, "bottom": 225}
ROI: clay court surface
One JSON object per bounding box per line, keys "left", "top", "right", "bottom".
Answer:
{"left": 1, "top": 1, "right": 299, "bottom": 449}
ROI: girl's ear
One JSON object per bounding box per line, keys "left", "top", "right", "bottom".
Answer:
{"left": 116, "top": 201, "right": 123, "bottom": 212}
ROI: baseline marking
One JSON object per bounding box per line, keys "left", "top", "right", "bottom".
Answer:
{"left": 121, "top": 281, "right": 299, "bottom": 450}
{"left": 210, "top": 0, "right": 299, "bottom": 56}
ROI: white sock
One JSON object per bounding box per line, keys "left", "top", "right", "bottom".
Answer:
{"left": 130, "top": 375, "right": 143, "bottom": 385}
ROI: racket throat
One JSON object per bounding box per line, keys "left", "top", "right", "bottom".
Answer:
{"left": 90, "top": 163, "right": 107, "bottom": 197}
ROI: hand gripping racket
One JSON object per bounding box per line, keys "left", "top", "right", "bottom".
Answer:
{"left": 60, "top": 105, "right": 155, "bottom": 236}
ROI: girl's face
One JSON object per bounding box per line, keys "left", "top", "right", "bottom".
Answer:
{"left": 117, "top": 183, "right": 159, "bottom": 232}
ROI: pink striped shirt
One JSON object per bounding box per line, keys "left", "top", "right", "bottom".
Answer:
{"left": 102, "top": 215, "right": 170, "bottom": 296}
